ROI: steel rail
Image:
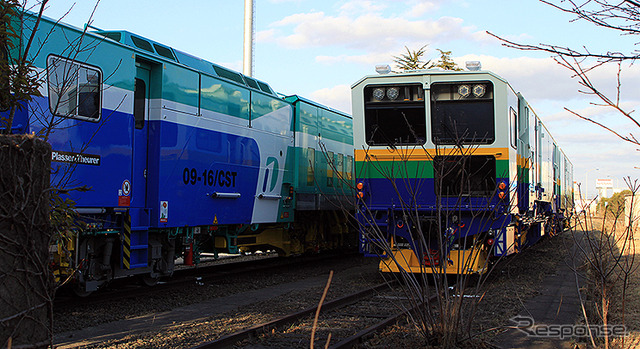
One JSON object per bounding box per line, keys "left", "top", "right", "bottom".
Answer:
{"left": 191, "top": 281, "right": 394, "bottom": 349}
{"left": 329, "top": 286, "right": 445, "bottom": 348}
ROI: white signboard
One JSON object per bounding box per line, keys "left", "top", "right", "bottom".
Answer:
{"left": 596, "top": 178, "right": 613, "bottom": 189}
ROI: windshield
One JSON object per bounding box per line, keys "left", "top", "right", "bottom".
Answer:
{"left": 430, "top": 82, "right": 494, "bottom": 145}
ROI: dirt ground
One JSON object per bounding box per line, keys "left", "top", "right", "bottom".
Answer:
{"left": 357, "top": 213, "right": 640, "bottom": 349}
{"left": 53, "top": 216, "right": 640, "bottom": 348}
{"left": 590, "top": 214, "right": 640, "bottom": 348}
{"left": 360, "top": 228, "right": 579, "bottom": 348}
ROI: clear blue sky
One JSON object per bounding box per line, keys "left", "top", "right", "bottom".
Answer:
{"left": 29, "top": 0, "right": 640, "bottom": 199}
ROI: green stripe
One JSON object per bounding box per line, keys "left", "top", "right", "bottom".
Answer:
{"left": 496, "top": 160, "right": 509, "bottom": 177}
{"left": 289, "top": 98, "right": 353, "bottom": 145}
{"left": 356, "top": 159, "right": 510, "bottom": 179}
{"left": 356, "top": 160, "right": 434, "bottom": 179}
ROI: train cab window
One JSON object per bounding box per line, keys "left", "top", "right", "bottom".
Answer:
{"left": 213, "top": 65, "right": 246, "bottom": 85}
{"left": 102, "top": 32, "right": 122, "bottom": 43}
{"left": 257, "top": 81, "right": 274, "bottom": 95}
{"left": 244, "top": 76, "right": 260, "bottom": 90}
{"left": 152, "top": 44, "right": 176, "bottom": 61}
{"left": 363, "top": 84, "right": 426, "bottom": 146}
{"left": 47, "top": 56, "right": 101, "bottom": 120}
{"left": 430, "top": 82, "right": 494, "bottom": 145}
{"left": 131, "top": 36, "right": 154, "bottom": 53}
{"left": 509, "top": 107, "right": 517, "bottom": 149}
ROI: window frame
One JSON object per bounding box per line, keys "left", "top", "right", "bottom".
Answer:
{"left": 509, "top": 107, "right": 518, "bottom": 150}
{"left": 134, "top": 78, "right": 146, "bottom": 129}
{"left": 363, "top": 83, "right": 427, "bottom": 146}
{"left": 336, "top": 153, "right": 344, "bottom": 188}
{"left": 430, "top": 81, "right": 495, "bottom": 145}
{"left": 326, "top": 151, "right": 335, "bottom": 187}
{"left": 47, "top": 55, "right": 102, "bottom": 121}
{"left": 306, "top": 147, "right": 315, "bottom": 186}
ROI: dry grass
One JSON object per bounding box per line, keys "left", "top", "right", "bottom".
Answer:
{"left": 359, "top": 230, "right": 574, "bottom": 348}
{"left": 606, "top": 217, "right": 640, "bottom": 348}
{"left": 575, "top": 213, "right": 640, "bottom": 348}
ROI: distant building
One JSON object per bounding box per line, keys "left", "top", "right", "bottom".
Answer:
{"left": 596, "top": 178, "right": 613, "bottom": 199}
{"left": 624, "top": 195, "right": 640, "bottom": 231}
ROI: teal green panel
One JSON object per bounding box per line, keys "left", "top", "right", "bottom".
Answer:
{"left": 163, "top": 64, "right": 199, "bottom": 107}
{"left": 319, "top": 109, "right": 353, "bottom": 145}
{"left": 22, "top": 13, "right": 135, "bottom": 92}
{"left": 201, "top": 75, "right": 250, "bottom": 119}
{"left": 297, "top": 101, "right": 318, "bottom": 135}
{"left": 317, "top": 149, "right": 330, "bottom": 195}
{"left": 296, "top": 146, "right": 317, "bottom": 195}
{"left": 292, "top": 147, "right": 305, "bottom": 191}
{"left": 283, "top": 146, "right": 297, "bottom": 186}
{"left": 251, "top": 92, "right": 288, "bottom": 120}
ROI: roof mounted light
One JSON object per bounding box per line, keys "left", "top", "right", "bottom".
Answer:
{"left": 458, "top": 85, "right": 471, "bottom": 98}
{"left": 465, "top": 61, "right": 481, "bottom": 71}
{"left": 387, "top": 87, "right": 399, "bottom": 100}
{"left": 472, "top": 84, "right": 486, "bottom": 98}
{"left": 372, "top": 88, "right": 385, "bottom": 101}
{"left": 375, "top": 64, "right": 391, "bottom": 74}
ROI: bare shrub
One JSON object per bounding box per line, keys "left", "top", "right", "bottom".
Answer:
{"left": 572, "top": 179, "right": 639, "bottom": 348}
{"left": 0, "top": 134, "right": 52, "bottom": 348}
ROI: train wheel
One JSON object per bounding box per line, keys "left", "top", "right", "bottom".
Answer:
{"left": 140, "top": 274, "right": 160, "bottom": 287}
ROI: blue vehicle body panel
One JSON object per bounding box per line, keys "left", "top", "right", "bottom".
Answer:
{"left": 26, "top": 96, "right": 134, "bottom": 208}
{"left": 147, "top": 120, "right": 260, "bottom": 228}
{"left": 359, "top": 177, "right": 509, "bottom": 212}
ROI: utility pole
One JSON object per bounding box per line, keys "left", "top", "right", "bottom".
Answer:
{"left": 243, "top": 0, "right": 254, "bottom": 77}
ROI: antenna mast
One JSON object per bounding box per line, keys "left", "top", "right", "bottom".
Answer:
{"left": 243, "top": 0, "right": 255, "bottom": 77}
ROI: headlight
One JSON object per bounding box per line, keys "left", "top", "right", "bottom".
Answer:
{"left": 472, "top": 84, "right": 486, "bottom": 98}
{"left": 457, "top": 84, "right": 471, "bottom": 98}
{"left": 372, "top": 88, "right": 385, "bottom": 101}
{"left": 386, "top": 87, "right": 399, "bottom": 100}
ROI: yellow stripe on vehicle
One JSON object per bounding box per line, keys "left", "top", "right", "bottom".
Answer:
{"left": 355, "top": 147, "right": 510, "bottom": 162}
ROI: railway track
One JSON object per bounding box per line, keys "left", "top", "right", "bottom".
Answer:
{"left": 53, "top": 250, "right": 380, "bottom": 348}
{"left": 191, "top": 279, "right": 436, "bottom": 349}
{"left": 54, "top": 250, "right": 357, "bottom": 309}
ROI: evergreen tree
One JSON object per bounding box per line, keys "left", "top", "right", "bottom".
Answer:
{"left": 431, "top": 49, "right": 462, "bottom": 71}
{"left": 393, "top": 45, "right": 430, "bottom": 71}
{"left": 598, "top": 189, "right": 632, "bottom": 215}
{"left": 392, "top": 46, "right": 461, "bottom": 71}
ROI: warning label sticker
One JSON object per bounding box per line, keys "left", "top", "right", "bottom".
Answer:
{"left": 160, "top": 201, "right": 168, "bottom": 223}
{"left": 122, "top": 180, "right": 131, "bottom": 196}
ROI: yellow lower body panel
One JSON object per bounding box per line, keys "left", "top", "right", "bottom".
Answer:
{"left": 52, "top": 232, "right": 76, "bottom": 283}
{"left": 238, "top": 227, "right": 294, "bottom": 256}
{"left": 379, "top": 247, "right": 488, "bottom": 275}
